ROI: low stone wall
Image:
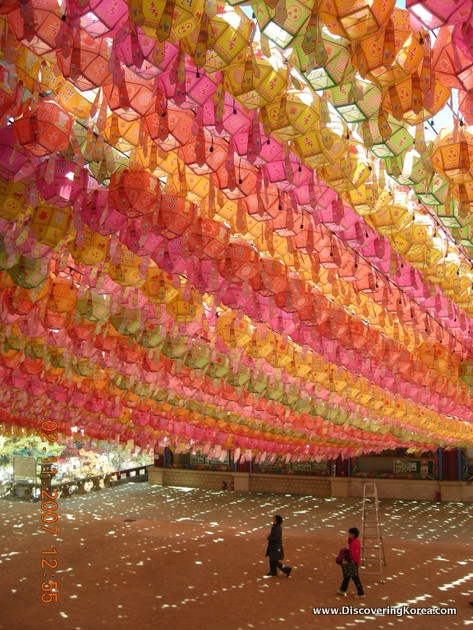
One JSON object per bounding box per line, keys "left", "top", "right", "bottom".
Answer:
{"left": 331, "top": 478, "right": 473, "bottom": 502}
{"left": 148, "top": 468, "right": 473, "bottom": 502}
{"left": 149, "top": 467, "right": 233, "bottom": 491}
{"left": 149, "top": 468, "right": 330, "bottom": 496}
{"left": 249, "top": 473, "right": 331, "bottom": 496}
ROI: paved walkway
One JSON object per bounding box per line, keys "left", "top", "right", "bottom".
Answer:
{"left": 2, "top": 484, "right": 473, "bottom": 629}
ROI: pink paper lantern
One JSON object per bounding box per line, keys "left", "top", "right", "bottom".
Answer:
{"left": 407, "top": 0, "right": 473, "bottom": 29}
{"left": 80, "top": 0, "right": 129, "bottom": 38}
{"left": 36, "top": 158, "right": 88, "bottom": 208}
{"left": 432, "top": 25, "right": 473, "bottom": 91}
{"left": 81, "top": 188, "right": 128, "bottom": 236}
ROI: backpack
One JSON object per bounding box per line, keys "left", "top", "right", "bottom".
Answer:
{"left": 335, "top": 547, "right": 350, "bottom": 565}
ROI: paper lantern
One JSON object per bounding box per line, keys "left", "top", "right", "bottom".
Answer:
{"left": 142, "top": 266, "right": 179, "bottom": 305}
{"left": 57, "top": 31, "right": 113, "bottom": 91}
{"left": 205, "top": 6, "right": 254, "bottom": 72}
{"left": 459, "top": 90, "right": 473, "bottom": 126}
{"left": 29, "top": 204, "right": 70, "bottom": 250}
{"left": 0, "top": 177, "right": 27, "bottom": 222}
{"left": 216, "top": 159, "right": 258, "bottom": 200}
{"left": 223, "top": 45, "right": 288, "bottom": 110}
{"left": 407, "top": 0, "right": 473, "bottom": 29}
{"left": 318, "top": 156, "right": 370, "bottom": 194}
{"left": 295, "top": 130, "right": 331, "bottom": 169}
{"left": 14, "top": 46, "right": 42, "bottom": 94}
{"left": 359, "top": 115, "right": 414, "bottom": 159}
{"left": 218, "top": 240, "right": 260, "bottom": 283}
{"left": 432, "top": 25, "right": 473, "bottom": 92}
{"left": 431, "top": 127, "right": 473, "bottom": 185}
{"left": 70, "top": 226, "right": 110, "bottom": 266}
{"left": 129, "top": 0, "right": 205, "bottom": 41}
{"left": 12, "top": 99, "right": 72, "bottom": 158}
{"left": 263, "top": 89, "right": 320, "bottom": 141}
{"left": 7, "top": 256, "right": 48, "bottom": 289}
{"left": 448, "top": 184, "right": 473, "bottom": 225}
{"left": 251, "top": 258, "right": 288, "bottom": 296}
{"left": 293, "top": 26, "right": 355, "bottom": 91}
{"left": 145, "top": 106, "right": 194, "bottom": 151}
{"left": 48, "top": 277, "right": 78, "bottom": 313}
{"left": 345, "top": 182, "right": 380, "bottom": 215}
{"left": 121, "top": 215, "right": 164, "bottom": 257}
{"left": 319, "top": 0, "right": 396, "bottom": 41}
{"left": 52, "top": 76, "right": 95, "bottom": 120}
{"left": 159, "top": 59, "right": 221, "bottom": 110}
{"left": 36, "top": 158, "right": 88, "bottom": 208}
{"left": 413, "top": 173, "right": 449, "bottom": 207}
{"left": 158, "top": 195, "right": 195, "bottom": 240}
{"left": 252, "top": 0, "right": 315, "bottom": 49}
{"left": 108, "top": 246, "right": 146, "bottom": 287}
{"left": 0, "top": 66, "right": 20, "bottom": 125}
{"left": 392, "top": 218, "right": 434, "bottom": 268}
{"left": 187, "top": 217, "right": 229, "bottom": 260}
{"left": 110, "top": 305, "right": 141, "bottom": 336}
{"left": 381, "top": 74, "right": 450, "bottom": 125}
{"left": 179, "top": 133, "right": 227, "bottom": 176}
{"left": 242, "top": 187, "right": 279, "bottom": 220}
{"left": 103, "top": 68, "right": 155, "bottom": 122}
{"left": 2, "top": 277, "right": 50, "bottom": 316}
{"left": 0, "top": 128, "right": 31, "bottom": 181}
{"left": 165, "top": 285, "right": 204, "bottom": 322}
{"left": 327, "top": 79, "right": 381, "bottom": 123}
{"left": 459, "top": 359, "right": 473, "bottom": 388}
{"left": 115, "top": 27, "right": 169, "bottom": 79}
{"left": 367, "top": 203, "right": 413, "bottom": 235}
{"left": 7, "top": 0, "right": 63, "bottom": 56}
{"left": 350, "top": 9, "right": 425, "bottom": 88}
{"left": 109, "top": 168, "right": 161, "bottom": 218}
{"left": 81, "top": 0, "right": 129, "bottom": 38}
{"left": 215, "top": 311, "right": 253, "bottom": 348}
{"left": 81, "top": 189, "right": 128, "bottom": 236}
{"left": 133, "top": 313, "right": 164, "bottom": 349}
{"left": 77, "top": 289, "right": 112, "bottom": 323}
{"left": 265, "top": 154, "right": 311, "bottom": 191}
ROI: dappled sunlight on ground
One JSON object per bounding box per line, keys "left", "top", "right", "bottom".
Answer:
{"left": 1, "top": 484, "right": 473, "bottom": 629}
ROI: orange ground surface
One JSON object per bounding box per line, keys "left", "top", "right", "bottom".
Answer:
{"left": 2, "top": 483, "right": 473, "bottom": 630}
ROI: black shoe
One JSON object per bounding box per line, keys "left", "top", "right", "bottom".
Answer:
{"left": 266, "top": 572, "right": 277, "bottom": 576}
{"left": 469, "top": 602, "right": 473, "bottom": 607}
{"left": 286, "top": 568, "right": 292, "bottom": 578}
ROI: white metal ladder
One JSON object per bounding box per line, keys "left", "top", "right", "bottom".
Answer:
{"left": 361, "top": 483, "right": 386, "bottom": 583}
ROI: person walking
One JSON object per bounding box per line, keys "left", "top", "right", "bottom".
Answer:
{"left": 336, "top": 527, "right": 364, "bottom": 598}
{"left": 265, "top": 514, "right": 292, "bottom": 577}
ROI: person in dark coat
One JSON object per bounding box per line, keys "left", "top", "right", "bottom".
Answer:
{"left": 265, "top": 514, "right": 292, "bottom": 577}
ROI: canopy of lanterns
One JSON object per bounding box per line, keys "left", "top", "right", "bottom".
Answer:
{"left": 1, "top": 0, "right": 473, "bottom": 463}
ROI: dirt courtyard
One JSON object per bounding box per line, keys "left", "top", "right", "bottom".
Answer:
{"left": 2, "top": 483, "right": 473, "bottom": 630}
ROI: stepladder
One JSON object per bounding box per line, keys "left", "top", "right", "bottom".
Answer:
{"left": 361, "top": 482, "right": 386, "bottom": 583}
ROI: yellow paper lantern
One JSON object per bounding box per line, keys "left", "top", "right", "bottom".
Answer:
{"left": 70, "top": 226, "right": 110, "bottom": 266}
{"left": 0, "top": 178, "right": 27, "bottom": 222}
{"left": 223, "top": 44, "right": 288, "bottom": 110}
{"left": 431, "top": 126, "right": 473, "bottom": 185}
{"left": 129, "top": 0, "right": 205, "bottom": 41}
{"left": 263, "top": 89, "right": 320, "bottom": 142}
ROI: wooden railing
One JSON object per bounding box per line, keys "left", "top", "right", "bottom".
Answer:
{"left": 55, "top": 465, "right": 150, "bottom": 498}
{"left": 7, "top": 465, "right": 151, "bottom": 500}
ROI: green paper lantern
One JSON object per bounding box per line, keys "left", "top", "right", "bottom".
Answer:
{"left": 327, "top": 80, "right": 381, "bottom": 123}
{"left": 293, "top": 27, "right": 354, "bottom": 90}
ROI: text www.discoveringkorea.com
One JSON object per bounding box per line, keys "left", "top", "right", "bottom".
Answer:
{"left": 312, "top": 605, "right": 457, "bottom": 616}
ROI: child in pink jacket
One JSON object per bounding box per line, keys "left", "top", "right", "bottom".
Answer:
{"left": 336, "top": 527, "right": 365, "bottom": 598}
